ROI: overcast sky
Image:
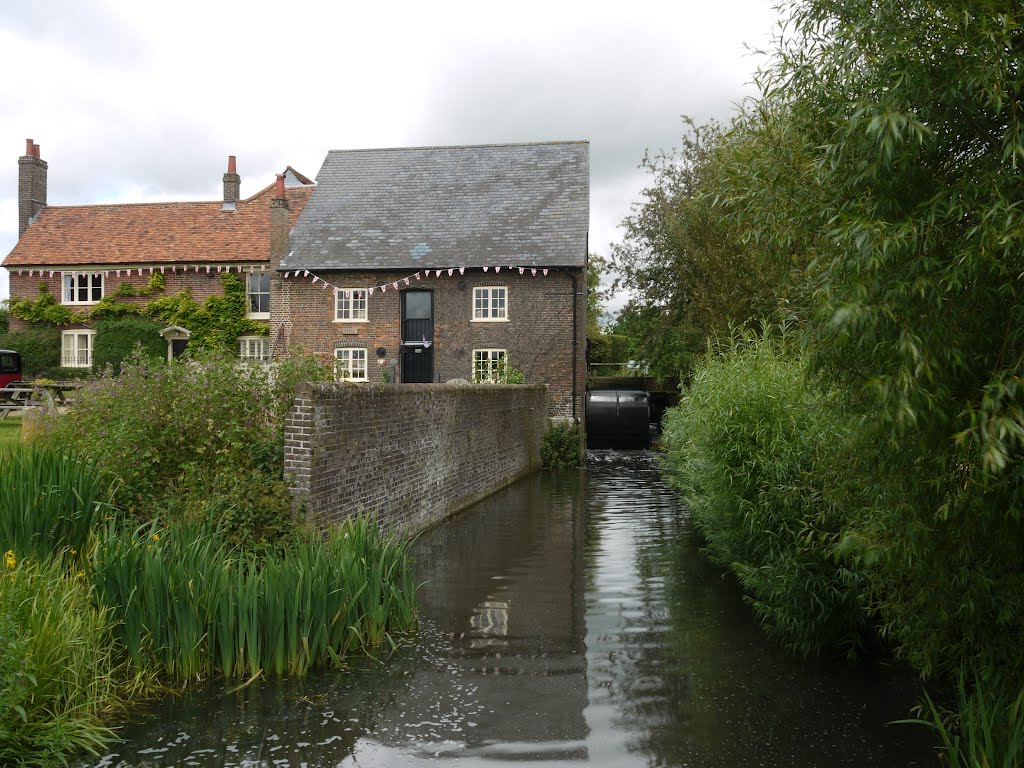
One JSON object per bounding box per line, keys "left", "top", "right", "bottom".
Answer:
{"left": 0, "top": 0, "right": 779, "bottom": 313}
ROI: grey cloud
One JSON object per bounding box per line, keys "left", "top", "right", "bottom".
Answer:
{"left": 2, "top": 1, "right": 149, "bottom": 68}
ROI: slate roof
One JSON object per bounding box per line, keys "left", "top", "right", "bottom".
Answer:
{"left": 282, "top": 141, "right": 589, "bottom": 272}
{"left": 3, "top": 181, "right": 313, "bottom": 268}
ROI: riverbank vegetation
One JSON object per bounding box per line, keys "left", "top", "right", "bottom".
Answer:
{"left": 622, "top": 1, "right": 1024, "bottom": 763}
{"left": 1, "top": 352, "right": 418, "bottom": 764}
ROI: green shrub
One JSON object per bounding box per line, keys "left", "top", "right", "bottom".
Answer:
{"left": 0, "top": 307, "right": 8, "bottom": 335}
{"left": 163, "top": 465, "right": 303, "bottom": 553}
{"left": 92, "top": 316, "right": 166, "bottom": 372}
{"left": 0, "top": 556, "right": 151, "bottom": 766}
{"left": 0, "top": 327, "right": 60, "bottom": 378}
{"left": 662, "top": 330, "right": 870, "bottom": 656}
{"left": 541, "top": 422, "right": 582, "bottom": 470}
{"left": 88, "top": 516, "right": 417, "bottom": 682}
{"left": 0, "top": 445, "right": 115, "bottom": 563}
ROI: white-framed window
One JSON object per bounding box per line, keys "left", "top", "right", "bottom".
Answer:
{"left": 473, "top": 349, "right": 507, "bottom": 382}
{"left": 335, "top": 348, "right": 368, "bottom": 382}
{"left": 61, "top": 330, "right": 96, "bottom": 368}
{"left": 335, "top": 288, "right": 368, "bottom": 322}
{"left": 246, "top": 273, "right": 270, "bottom": 318}
{"left": 472, "top": 286, "right": 508, "bottom": 321}
{"left": 62, "top": 272, "right": 103, "bottom": 305}
{"left": 238, "top": 336, "right": 270, "bottom": 362}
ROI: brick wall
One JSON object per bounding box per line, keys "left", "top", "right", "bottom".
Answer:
{"left": 284, "top": 382, "right": 548, "bottom": 534}
{"left": 5, "top": 268, "right": 266, "bottom": 334}
{"left": 271, "top": 268, "right": 585, "bottom": 421}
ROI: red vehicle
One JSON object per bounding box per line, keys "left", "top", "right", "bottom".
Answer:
{"left": 0, "top": 350, "right": 22, "bottom": 388}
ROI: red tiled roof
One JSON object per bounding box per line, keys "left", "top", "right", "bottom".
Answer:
{"left": 2, "top": 182, "right": 313, "bottom": 268}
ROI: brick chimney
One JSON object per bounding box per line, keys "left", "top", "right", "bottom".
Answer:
{"left": 269, "top": 172, "right": 292, "bottom": 356}
{"left": 18, "top": 138, "right": 48, "bottom": 237}
{"left": 222, "top": 155, "right": 240, "bottom": 210}
{"left": 269, "top": 173, "right": 289, "bottom": 270}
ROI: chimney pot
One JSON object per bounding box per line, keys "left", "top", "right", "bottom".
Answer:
{"left": 275, "top": 173, "right": 285, "bottom": 199}
{"left": 32, "top": 143, "right": 40, "bottom": 159}
{"left": 228, "top": 155, "right": 236, "bottom": 174}
{"left": 25, "top": 139, "right": 33, "bottom": 156}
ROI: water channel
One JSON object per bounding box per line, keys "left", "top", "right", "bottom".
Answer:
{"left": 81, "top": 451, "right": 937, "bottom": 767}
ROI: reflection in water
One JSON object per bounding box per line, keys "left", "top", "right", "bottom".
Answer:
{"left": 79, "top": 452, "right": 936, "bottom": 767}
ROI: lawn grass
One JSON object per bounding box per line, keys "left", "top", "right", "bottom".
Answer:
{"left": 0, "top": 413, "right": 22, "bottom": 451}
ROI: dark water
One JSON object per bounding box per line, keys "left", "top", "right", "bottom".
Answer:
{"left": 80, "top": 452, "right": 936, "bottom": 767}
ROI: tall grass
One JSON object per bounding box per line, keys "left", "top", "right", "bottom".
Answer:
{"left": 898, "top": 675, "right": 1024, "bottom": 768}
{"left": 0, "top": 445, "right": 115, "bottom": 562}
{"left": 88, "top": 516, "right": 417, "bottom": 683}
{"left": 0, "top": 555, "right": 152, "bottom": 766}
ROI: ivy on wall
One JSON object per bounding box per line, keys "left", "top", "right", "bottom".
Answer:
{"left": 7, "top": 284, "right": 79, "bottom": 325}
{"left": 8, "top": 274, "right": 267, "bottom": 352}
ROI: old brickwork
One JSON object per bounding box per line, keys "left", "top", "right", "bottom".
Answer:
{"left": 5, "top": 268, "right": 268, "bottom": 334}
{"left": 273, "top": 268, "right": 585, "bottom": 420}
{"left": 284, "top": 383, "right": 548, "bottom": 534}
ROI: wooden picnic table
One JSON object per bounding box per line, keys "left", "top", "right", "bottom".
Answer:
{"left": 0, "top": 381, "right": 82, "bottom": 418}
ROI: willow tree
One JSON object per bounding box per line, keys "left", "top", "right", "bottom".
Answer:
{"left": 613, "top": 116, "right": 813, "bottom": 378}
{"left": 736, "top": 0, "right": 1024, "bottom": 680}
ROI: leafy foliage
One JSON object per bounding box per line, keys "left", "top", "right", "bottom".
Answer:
{"left": 44, "top": 348, "right": 328, "bottom": 515}
{"left": 662, "top": 331, "right": 870, "bottom": 655}
{"left": 0, "top": 327, "right": 60, "bottom": 378}
{"left": 724, "top": 0, "right": 1024, "bottom": 685}
{"left": 7, "top": 284, "right": 79, "bottom": 326}
{"left": 143, "top": 273, "right": 265, "bottom": 351}
{"left": 92, "top": 316, "right": 166, "bottom": 372}
{"left": 541, "top": 422, "right": 583, "bottom": 470}
{"left": 612, "top": 117, "right": 807, "bottom": 378}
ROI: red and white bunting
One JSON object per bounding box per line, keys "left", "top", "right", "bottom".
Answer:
{"left": 459, "top": 267, "right": 465, "bottom": 275}
{"left": 392, "top": 281, "right": 399, "bottom": 289}
{"left": 447, "top": 268, "right": 454, "bottom": 276}
{"left": 369, "top": 286, "right": 376, "bottom": 295}
{"left": 495, "top": 266, "right": 502, "bottom": 273}
{"left": 483, "top": 266, "right": 489, "bottom": 272}
{"left": 531, "top": 268, "right": 537, "bottom": 276}
{"left": 403, "top": 277, "right": 410, "bottom": 285}
{"left": 381, "top": 284, "right": 387, "bottom": 293}
{"left": 415, "top": 272, "right": 421, "bottom": 280}
{"left": 543, "top": 268, "right": 549, "bottom": 276}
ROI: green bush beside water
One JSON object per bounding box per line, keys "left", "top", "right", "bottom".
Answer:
{"left": 1, "top": 350, "right": 417, "bottom": 764}
{"left": 541, "top": 422, "right": 583, "bottom": 470}
{"left": 662, "top": 332, "right": 869, "bottom": 656}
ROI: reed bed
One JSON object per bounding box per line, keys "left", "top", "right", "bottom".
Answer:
{"left": 0, "top": 445, "right": 114, "bottom": 562}
{"left": 88, "top": 516, "right": 417, "bottom": 683}
{"left": 0, "top": 554, "right": 153, "bottom": 766}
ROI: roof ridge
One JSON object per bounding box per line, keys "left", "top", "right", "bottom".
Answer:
{"left": 325, "top": 140, "right": 589, "bottom": 155}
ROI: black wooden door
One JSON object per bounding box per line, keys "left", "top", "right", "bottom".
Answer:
{"left": 401, "top": 289, "right": 434, "bottom": 383}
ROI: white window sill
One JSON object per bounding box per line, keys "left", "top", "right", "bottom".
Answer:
{"left": 471, "top": 317, "right": 510, "bottom": 323}
{"left": 62, "top": 301, "right": 101, "bottom": 307}
{"left": 246, "top": 312, "right": 271, "bottom": 320}
{"left": 333, "top": 318, "right": 369, "bottom": 323}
